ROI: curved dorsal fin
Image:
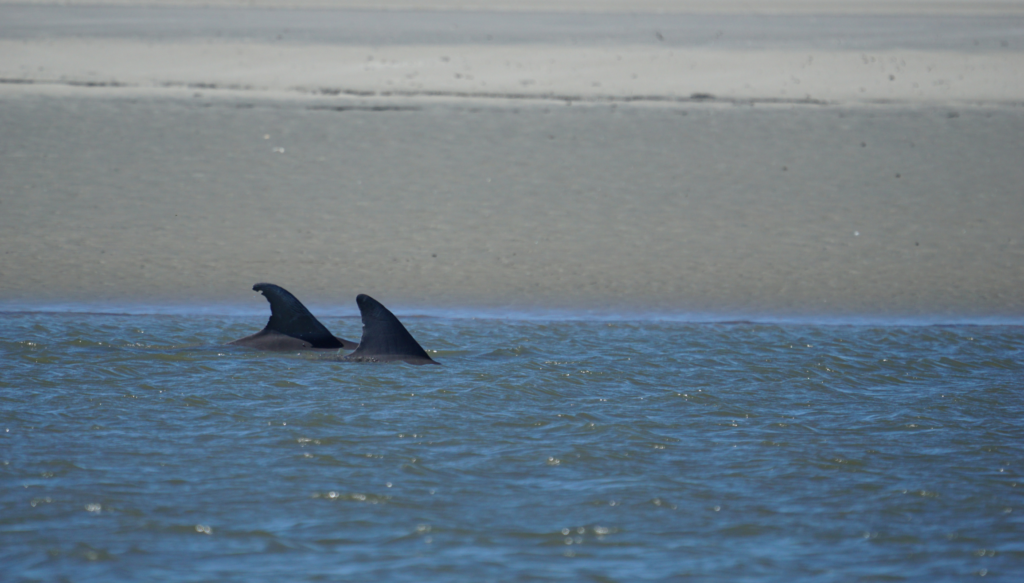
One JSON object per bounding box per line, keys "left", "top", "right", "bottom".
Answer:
{"left": 254, "top": 283, "right": 349, "bottom": 348}
{"left": 344, "top": 294, "right": 438, "bottom": 364}
{"left": 230, "top": 283, "right": 356, "bottom": 350}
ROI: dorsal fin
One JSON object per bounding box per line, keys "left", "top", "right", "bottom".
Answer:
{"left": 229, "top": 283, "right": 356, "bottom": 350}
{"left": 343, "top": 294, "right": 438, "bottom": 364}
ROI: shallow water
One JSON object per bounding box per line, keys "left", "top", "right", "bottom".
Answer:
{"left": 2, "top": 312, "right": 1022, "bottom": 581}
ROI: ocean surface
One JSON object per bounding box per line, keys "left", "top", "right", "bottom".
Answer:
{"left": 2, "top": 311, "right": 1022, "bottom": 581}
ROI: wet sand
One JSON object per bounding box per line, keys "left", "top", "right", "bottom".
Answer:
{"left": 1, "top": 2, "right": 1023, "bottom": 321}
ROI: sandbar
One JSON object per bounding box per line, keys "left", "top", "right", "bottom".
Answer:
{"left": 1, "top": 1, "right": 1022, "bottom": 321}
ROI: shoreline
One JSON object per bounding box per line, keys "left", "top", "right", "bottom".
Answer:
{"left": 3, "top": 1, "right": 1024, "bottom": 16}
{"left": 3, "top": 303, "right": 1023, "bottom": 327}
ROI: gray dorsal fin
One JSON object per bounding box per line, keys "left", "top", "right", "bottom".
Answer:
{"left": 345, "top": 294, "right": 437, "bottom": 364}
{"left": 252, "top": 283, "right": 350, "bottom": 349}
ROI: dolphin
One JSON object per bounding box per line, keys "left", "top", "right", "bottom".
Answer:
{"left": 229, "top": 283, "right": 358, "bottom": 351}
{"left": 338, "top": 294, "right": 439, "bottom": 365}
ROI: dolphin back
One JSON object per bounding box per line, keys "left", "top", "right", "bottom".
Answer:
{"left": 230, "top": 283, "right": 356, "bottom": 350}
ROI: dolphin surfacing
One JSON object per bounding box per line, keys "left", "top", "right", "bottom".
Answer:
{"left": 340, "top": 294, "right": 438, "bottom": 365}
{"left": 229, "top": 283, "right": 358, "bottom": 351}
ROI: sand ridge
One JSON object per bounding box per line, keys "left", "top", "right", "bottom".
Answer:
{"left": 2, "top": 3, "right": 1023, "bottom": 106}
{"left": 3, "top": 40, "right": 1022, "bottom": 107}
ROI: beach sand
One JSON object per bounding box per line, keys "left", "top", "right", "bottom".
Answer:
{"left": 1, "top": 1, "right": 1022, "bottom": 320}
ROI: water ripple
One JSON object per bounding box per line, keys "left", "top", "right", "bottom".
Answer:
{"left": 1, "top": 314, "right": 1022, "bottom": 580}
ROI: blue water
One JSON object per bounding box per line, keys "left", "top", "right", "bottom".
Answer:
{"left": 2, "top": 312, "right": 1023, "bottom": 581}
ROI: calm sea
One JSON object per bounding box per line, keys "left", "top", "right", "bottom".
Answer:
{"left": 2, "top": 312, "right": 1022, "bottom": 581}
